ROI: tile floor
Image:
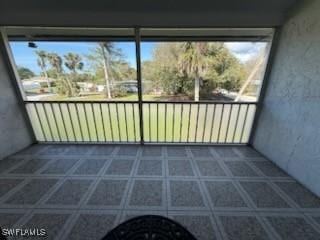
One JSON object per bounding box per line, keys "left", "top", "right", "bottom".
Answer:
{"left": 1, "top": 144, "right": 320, "bottom": 240}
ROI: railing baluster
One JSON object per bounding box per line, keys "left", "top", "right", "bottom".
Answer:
{"left": 99, "top": 103, "right": 106, "bottom": 142}
{"left": 232, "top": 104, "right": 242, "bottom": 143}
{"left": 187, "top": 104, "right": 191, "bottom": 143}
{"left": 132, "top": 103, "right": 137, "bottom": 142}
{"left": 83, "top": 103, "right": 91, "bottom": 142}
{"left": 194, "top": 104, "right": 200, "bottom": 142}
{"left": 107, "top": 103, "right": 114, "bottom": 142}
{"left": 179, "top": 104, "right": 183, "bottom": 142}
{"left": 156, "top": 103, "right": 159, "bottom": 142}
{"left": 115, "top": 103, "right": 121, "bottom": 142}
{"left": 50, "top": 104, "right": 62, "bottom": 142}
{"left": 164, "top": 103, "right": 167, "bottom": 142}
{"left": 91, "top": 103, "right": 98, "bottom": 142}
{"left": 42, "top": 103, "right": 54, "bottom": 141}
{"left": 75, "top": 103, "right": 84, "bottom": 141}
{"left": 225, "top": 104, "right": 233, "bottom": 143}
{"left": 240, "top": 104, "right": 250, "bottom": 143}
{"left": 217, "top": 104, "right": 225, "bottom": 143}
{"left": 34, "top": 103, "right": 47, "bottom": 141}
{"left": 124, "top": 103, "right": 129, "bottom": 142}
{"left": 202, "top": 104, "right": 208, "bottom": 143}
{"left": 67, "top": 103, "right": 76, "bottom": 141}
{"left": 209, "top": 104, "right": 216, "bottom": 143}
{"left": 172, "top": 104, "right": 175, "bottom": 142}
{"left": 58, "top": 103, "right": 69, "bottom": 142}
{"left": 148, "top": 103, "right": 151, "bottom": 141}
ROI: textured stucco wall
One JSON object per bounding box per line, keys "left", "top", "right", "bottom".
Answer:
{"left": 252, "top": 0, "right": 320, "bottom": 195}
{"left": 0, "top": 43, "right": 34, "bottom": 160}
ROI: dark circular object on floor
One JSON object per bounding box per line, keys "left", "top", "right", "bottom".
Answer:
{"left": 102, "top": 215, "right": 197, "bottom": 240}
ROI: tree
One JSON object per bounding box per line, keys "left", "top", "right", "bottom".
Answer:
{"left": 35, "top": 50, "right": 51, "bottom": 92}
{"left": 112, "top": 61, "right": 136, "bottom": 81}
{"left": 17, "top": 66, "right": 35, "bottom": 79}
{"left": 86, "top": 42, "right": 124, "bottom": 99}
{"left": 142, "top": 42, "right": 246, "bottom": 101}
{"left": 64, "top": 53, "right": 84, "bottom": 96}
{"left": 178, "top": 42, "right": 211, "bottom": 101}
{"left": 47, "top": 53, "right": 74, "bottom": 97}
{"left": 64, "top": 53, "right": 84, "bottom": 74}
{"left": 142, "top": 43, "right": 187, "bottom": 96}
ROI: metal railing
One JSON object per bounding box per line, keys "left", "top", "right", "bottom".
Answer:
{"left": 25, "top": 100, "right": 256, "bottom": 144}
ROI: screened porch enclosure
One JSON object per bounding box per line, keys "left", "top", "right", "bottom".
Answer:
{"left": 4, "top": 27, "right": 273, "bottom": 144}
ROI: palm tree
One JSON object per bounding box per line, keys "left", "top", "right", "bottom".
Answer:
{"left": 64, "top": 53, "right": 84, "bottom": 74}
{"left": 178, "top": 42, "right": 210, "bottom": 101}
{"left": 64, "top": 53, "right": 84, "bottom": 96}
{"left": 100, "top": 42, "right": 115, "bottom": 99}
{"left": 87, "top": 42, "right": 123, "bottom": 99}
{"left": 35, "top": 50, "right": 51, "bottom": 92}
{"left": 47, "top": 53, "right": 74, "bottom": 97}
{"left": 47, "top": 53, "right": 63, "bottom": 73}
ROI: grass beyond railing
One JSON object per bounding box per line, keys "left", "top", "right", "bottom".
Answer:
{"left": 25, "top": 101, "right": 256, "bottom": 144}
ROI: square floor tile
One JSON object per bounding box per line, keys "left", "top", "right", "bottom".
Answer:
{"left": 10, "top": 158, "right": 49, "bottom": 174}
{"left": 167, "top": 147, "right": 188, "bottom": 157}
{"left": 136, "top": 160, "right": 162, "bottom": 176}
{"left": 91, "top": 146, "right": 115, "bottom": 156}
{"left": 5, "top": 179, "right": 58, "bottom": 205}
{"left": 190, "top": 147, "right": 212, "bottom": 158}
{"left": 275, "top": 181, "right": 320, "bottom": 208}
{"left": 251, "top": 161, "right": 288, "bottom": 177}
{"left": 205, "top": 181, "right": 248, "bottom": 208}
{"left": 172, "top": 214, "right": 217, "bottom": 240}
{"left": 213, "top": 147, "right": 238, "bottom": 158}
{"left": 0, "top": 158, "right": 24, "bottom": 173}
{"left": 234, "top": 147, "right": 262, "bottom": 158}
{"left": 141, "top": 146, "right": 162, "bottom": 157}
{"left": 196, "top": 161, "right": 226, "bottom": 177}
{"left": 266, "top": 216, "right": 320, "bottom": 240}
{"left": 168, "top": 160, "right": 194, "bottom": 176}
{"left": 129, "top": 180, "right": 163, "bottom": 207}
{"left": 117, "top": 146, "right": 139, "bottom": 156}
{"left": 64, "top": 145, "right": 94, "bottom": 155}
{"left": 87, "top": 180, "right": 128, "bottom": 206}
{"left": 23, "top": 213, "right": 71, "bottom": 240}
{"left": 73, "top": 158, "right": 107, "bottom": 175}
{"left": 66, "top": 213, "right": 117, "bottom": 240}
{"left": 170, "top": 181, "right": 205, "bottom": 208}
{"left": 0, "top": 178, "right": 24, "bottom": 197}
{"left": 18, "top": 144, "right": 47, "bottom": 155}
{"left": 0, "top": 213, "right": 24, "bottom": 228}
{"left": 219, "top": 215, "right": 270, "bottom": 240}
{"left": 122, "top": 211, "right": 167, "bottom": 223}
{"left": 224, "top": 161, "right": 259, "bottom": 177}
{"left": 39, "top": 145, "right": 68, "bottom": 155}
{"left": 240, "top": 181, "right": 290, "bottom": 208}
{"left": 41, "top": 158, "right": 79, "bottom": 174}
{"left": 105, "top": 159, "right": 134, "bottom": 176}
{"left": 46, "top": 179, "right": 92, "bottom": 205}
{"left": 313, "top": 216, "right": 320, "bottom": 225}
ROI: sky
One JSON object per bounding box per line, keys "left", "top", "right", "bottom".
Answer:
{"left": 10, "top": 41, "right": 266, "bottom": 75}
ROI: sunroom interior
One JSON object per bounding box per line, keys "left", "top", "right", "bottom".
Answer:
{"left": 0, "top": 0, "right": 320, "bottom": 239}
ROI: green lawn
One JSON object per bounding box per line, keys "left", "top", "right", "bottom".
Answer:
{"left": 42, "top": 93, "right": 161, "bottom": 101}
{"left": 26, "top": 102, "right": 255, "bottom": 143}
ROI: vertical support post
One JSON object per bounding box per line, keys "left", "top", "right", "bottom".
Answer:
{"left": 135, "top": 27, "right": 144, "bottom": 144}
